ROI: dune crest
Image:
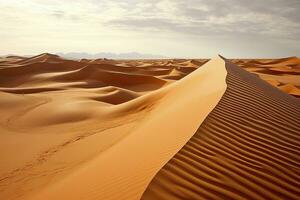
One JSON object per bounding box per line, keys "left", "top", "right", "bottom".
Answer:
{"left": 0, "top": 55, "right": 223, "bottom": 200}
{"left": 142, "top": 58, "right": 300, "bottom": 200}
{"left": 20, "top": 57, "right": 226, "bottom": 200}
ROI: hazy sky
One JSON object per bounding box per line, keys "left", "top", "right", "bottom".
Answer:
{"left": 1, "top": 0, "right": 299, "bottom": 58}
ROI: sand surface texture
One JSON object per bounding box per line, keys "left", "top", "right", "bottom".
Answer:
{"left": 142, "top": 58, "right": 300, "bottom": 200}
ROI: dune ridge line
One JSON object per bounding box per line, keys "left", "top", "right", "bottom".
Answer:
{"left": 142, "top": 57, "right": 300, "bottom": 200}
{"left": 24, "top": 56, "right": 227, "bottom": 200}
{"left": 0, "top": 54, "right": 208, "bottom": 199}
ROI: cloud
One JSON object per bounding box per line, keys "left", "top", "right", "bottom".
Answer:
{"left": 0, "top": 0, "right": 299, "bottom": 57}
{"left": 2, "top": 0, "right": 299, "bottom": 38}
{"left": 106, "top": 0, "right": 300, "bottom": 40}
{"left": 51, "top": 10, "right": 65, "bottom": 19}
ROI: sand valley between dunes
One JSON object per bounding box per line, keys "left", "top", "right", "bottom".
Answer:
{"left": 0, "top": 54, "right": 299, "bottom": 200}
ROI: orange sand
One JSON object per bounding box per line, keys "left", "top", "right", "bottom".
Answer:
{"left": 0, "top": 54, "right": 221, "bottom": 200}
{"left": 0, "top": 54, "right": 299, "bottom": 200}
{"left": 143, "top": 58, "right": 300, "bottom": 200}
{"left": 231, "top": 57, "right": 300, "bottom": 97}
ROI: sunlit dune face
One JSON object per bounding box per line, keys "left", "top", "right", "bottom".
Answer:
{"left": 0, "top": 54, "right": 222, "bottom": 200}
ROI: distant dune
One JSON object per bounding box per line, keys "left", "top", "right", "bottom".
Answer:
{"left": 0, "top": 54, "right": 299, "bottom": 200}
{"left": 231, "top": 57, "right": 300, "bottom": 97}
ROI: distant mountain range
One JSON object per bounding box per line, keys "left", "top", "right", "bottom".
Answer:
{"left": 57, "top": 52, "right": 167, "bottom": 59}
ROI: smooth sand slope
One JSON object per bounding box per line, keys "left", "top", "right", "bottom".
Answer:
{"left": 0, "top": 54, "right": 223, "bottom": 200}
{"left": 142, "top": 58, "right": 300, "bottom": 200}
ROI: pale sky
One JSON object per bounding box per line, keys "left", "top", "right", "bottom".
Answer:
{"left": 1, "top": 0, "right": 299, "bottom": 58}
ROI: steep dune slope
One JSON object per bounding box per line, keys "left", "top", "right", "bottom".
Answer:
{"left": 142, "top": 58, "right": 300, "bottom": 200}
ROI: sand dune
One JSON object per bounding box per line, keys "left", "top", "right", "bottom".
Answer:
{"left": 231, "top": 57, "right": 300, "bottom": 97}
{"left": 15, "top": 53, "right": 66, "bottom": 65}
{"left": 142, "top": 58, "right": 300, "bottom": 200}
{"left": 0, "top": 54, "right": 299, "bottom": 200}
{"left": 0, "top": 55, "right": 222, "bottom": 200}
{"left": 18, "top": 57, "right": 226, "bottom": 200}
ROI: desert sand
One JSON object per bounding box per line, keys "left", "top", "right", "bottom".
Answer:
{"left": 143, "top": 58, "right": 300, "bottom": 200}
{"left": 0, "top": 54, "right": 299, "bottom": 200}
{"left": 231, "top": 57, "right": 300, "bottom": 97}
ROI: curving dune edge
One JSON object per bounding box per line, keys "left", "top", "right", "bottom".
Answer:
{"left": 23, "top": 57, "right": 226, "bottom": 200}
{"left": 142, "top": 57, "right": 300, "bottom": 200}
{"left": 0, "top": 54, "right": 225, "bottom": 200}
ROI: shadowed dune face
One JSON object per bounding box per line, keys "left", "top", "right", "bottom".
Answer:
{"left": 142, "top": 59, "right": 300, "bottom": 200}
{"left": 231, "top": 57, "right": 300, "bottom": 98}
